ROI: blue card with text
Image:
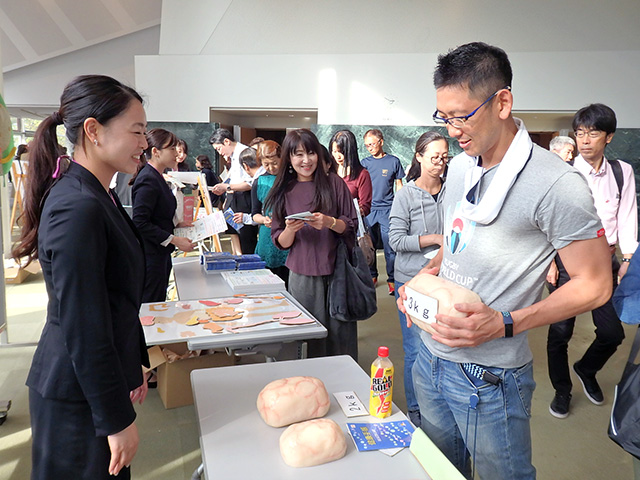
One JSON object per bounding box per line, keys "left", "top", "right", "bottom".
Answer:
{"left": 224, "top": 208, "right": 243, "bottom": 231}
{"left": 347, "top": 420, "right": 415, "bottom": 451}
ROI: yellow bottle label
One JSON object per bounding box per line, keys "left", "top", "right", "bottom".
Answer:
{"left": 369, "top": 365, "right": 393, "bottom": 418}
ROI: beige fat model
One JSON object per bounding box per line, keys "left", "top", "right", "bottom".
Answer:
{"left": 404, "top": 273, "right": 481, "bottom": 333}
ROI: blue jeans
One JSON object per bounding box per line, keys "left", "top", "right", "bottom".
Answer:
{"left": 394, "top": 280, "right": 421, "bottom": 416}
{"left": 412, "top": 342, "right": 536, "bottom": 479}
{"left": 367, "top": 208, "right": 395, "bottom": 282}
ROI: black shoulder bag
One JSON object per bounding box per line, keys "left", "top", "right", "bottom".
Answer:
{"left": 328, "top": 239, "right": 377, "bottom": 321}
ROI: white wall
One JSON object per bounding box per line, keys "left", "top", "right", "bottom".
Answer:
{"left": 136, "top": 50, "right": 640, "bottom": 127}
{"left": 135, "top": 0, "right": 640, "bottom": 127}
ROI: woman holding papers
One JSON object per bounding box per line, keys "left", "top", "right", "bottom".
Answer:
{"left": 388, "top": 131, "right": 447, "bottom": 427}
{"left": 267, "top": 129, "right": 358, "bottom": 359}
{"left": 132, "top": 128, "right": 195, "bottom": 302}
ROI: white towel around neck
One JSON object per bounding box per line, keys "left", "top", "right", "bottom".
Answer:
{"left": 459, "top": 117, "right": 533, "bottom": 225}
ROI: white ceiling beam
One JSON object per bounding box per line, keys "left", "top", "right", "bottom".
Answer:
{"left": 38, "top": 0, "right": 85, "bottom": 45}
{"left": 0, "top": 7, "right": 37, "bottom": 60}
{"left": 97, "top": 0, "right": 135, "bottom": 29}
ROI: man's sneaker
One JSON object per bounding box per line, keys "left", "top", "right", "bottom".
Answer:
{"left": 573, "top": 362, "right": 604, "bottom": 405}
{"left": 549, "top": 393, "right": 571, "bottom": 419}
{"left": 388, "top": 282, "right": 395, "bottom": 296}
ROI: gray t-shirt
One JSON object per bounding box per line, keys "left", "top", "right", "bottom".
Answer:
{"left": 422, "top": 143, "right": 603, "bottom": 368}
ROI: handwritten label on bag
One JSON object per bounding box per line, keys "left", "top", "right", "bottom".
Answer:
{"left": 403, "top": 286, "right": 438, "bottom": 324}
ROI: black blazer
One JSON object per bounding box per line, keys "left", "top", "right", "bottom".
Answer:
{"left": 201, "top": 167, "right": 222, "bottom": 207}
{"left": 131, "top": 163, "right": 177, "bottom": 256}
{"left": 27, "top": 162, "right": 149, "bottom": 437}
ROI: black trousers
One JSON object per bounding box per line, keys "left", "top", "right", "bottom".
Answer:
{"left": 288, "top": 272, "right": 358, "bottom": 361}
{"left": 142, "top": 252, "right": 172, "bottom": 303}
{"left": 547, "top": 253, "right": 625, "bottom": 395}
{"left": 229, "top": 190, "right": 258, "bottom": 254}
{"left": 29, "top": 389, "right": 131, "bottom": 480}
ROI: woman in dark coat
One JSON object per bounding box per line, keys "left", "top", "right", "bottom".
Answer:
{"left": 131, "top": 128, "right": 195, "bottom": 302}
{"left": 13, "top": 75, "right": 151, "bottom": 479}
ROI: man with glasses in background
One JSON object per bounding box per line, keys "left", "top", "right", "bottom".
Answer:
{"left": 400, "top": 42, "right": 611, "bottom": 479}
{"left": 546, "top": 104, "right": 638, "bottom": 419}
{"left": 361, "top": 129, "right": 405, "bottom": 295}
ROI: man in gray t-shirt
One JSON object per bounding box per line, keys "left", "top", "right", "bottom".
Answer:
{"left": 399, "top": 43, "right": 611, "bottom": 479}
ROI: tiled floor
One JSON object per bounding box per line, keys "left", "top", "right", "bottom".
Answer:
{"left": 0, "top": 253, "right": 636, "bottom": 479}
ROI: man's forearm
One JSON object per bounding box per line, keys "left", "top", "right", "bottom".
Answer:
{"left": 513, "top": 264, "right": 611, "bottom": 335}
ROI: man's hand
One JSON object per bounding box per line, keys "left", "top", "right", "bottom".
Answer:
{"left": 107, "top": 422, "right": 139, "bottom": 476}
{"left": 428, "top": 302, "right": 504, "bottom": 348}
{"left": 232, "top": 212, "right": 244, "bottom": 225}
{"left": 396, "top": 267, "right": 439, "bottom": 328}
{"left": 546, "top": 259, "right": 559, "bottom": 286}
{"left": 212, "top": 183, "right": 227, "bottom": 195}
{"left": 619, "top": 260, "right": 630, "bottom": 279}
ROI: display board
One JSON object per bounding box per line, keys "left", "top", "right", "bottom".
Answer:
{"left": 140, "top": 292, "right": 315, "bottom": 346}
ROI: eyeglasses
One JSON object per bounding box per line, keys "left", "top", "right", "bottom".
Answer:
{"left": 574, "top": 130, "right": 605, "bottom": 139}
{"left": 364, "top": 139, "right": 381, "bottom": 149}
{"left": 430, "top": 155, "right": 449, "bottom": 165}
{"left": 433, "top": 86, "right": 511, "bottom": 128}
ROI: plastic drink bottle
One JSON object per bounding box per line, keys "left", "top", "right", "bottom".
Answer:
{"left": 369, "top": 346, "right": 393, "bottom": 418}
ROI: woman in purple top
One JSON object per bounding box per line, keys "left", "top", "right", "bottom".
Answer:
{"left": 267, "top": 129, "right": 359, "bottom": 359}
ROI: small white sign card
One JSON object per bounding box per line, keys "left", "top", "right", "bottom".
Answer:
{"left": 333, "top": 391, "right": 369, "bottom": 418}
{"left": 402, "top": 286, "right": 439, "bottom": 324}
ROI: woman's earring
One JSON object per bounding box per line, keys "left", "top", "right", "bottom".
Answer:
{"left": 288, "top": 165, "right": 294, "bottom": 173}
{"left": 93, "top": 139, "right": 98, "bottom": 146}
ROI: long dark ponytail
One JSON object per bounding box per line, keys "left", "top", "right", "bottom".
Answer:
{"left": 13, "top": 75, "right": 143, "bottom": 264}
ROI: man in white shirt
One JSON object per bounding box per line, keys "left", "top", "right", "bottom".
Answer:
{"left": 232, "top": 147, "right": 266, "bottom": 253}
{"left": 209, "top": 128, "right": 254, "bottom": 253}
{"left": 547, "top": 103, "right": 638, "bottom": 419}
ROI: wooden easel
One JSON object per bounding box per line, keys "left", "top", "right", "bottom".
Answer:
{"left": 194, "top": 173, "right": 222, "bottom": 253}
{"left": 9, "top": 160, "right": 27, "bottom": 231}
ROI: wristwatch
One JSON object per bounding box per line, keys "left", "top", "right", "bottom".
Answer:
{"left": 501, "top": 311, "right": 513, "bottom": 338}
{"left": 226, "top": 184, "right": 231, "bottom": 192}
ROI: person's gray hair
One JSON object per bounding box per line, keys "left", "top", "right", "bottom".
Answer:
{"left": 549, "top": 135, "right": 575, "bottom": 153}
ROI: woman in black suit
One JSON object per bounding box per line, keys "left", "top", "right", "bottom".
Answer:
{"left": 13, "top": 75, "right": 150, "bottom": 479}
{"left": 131, "top": 129, "right": 195, "bottom": 303}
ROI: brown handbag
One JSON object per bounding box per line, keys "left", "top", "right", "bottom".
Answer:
{"left": 358, "top": 230, "right": 376, "bottom": 267}
{"left": 353, "top": 199, "right": 376, "bottom": 267}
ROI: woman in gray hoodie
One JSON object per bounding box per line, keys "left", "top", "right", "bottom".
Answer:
{"left": 389, "top": 131, "right": 449, "bottom": 427}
